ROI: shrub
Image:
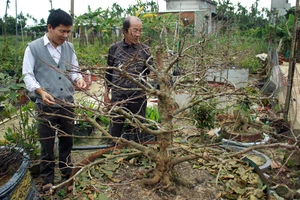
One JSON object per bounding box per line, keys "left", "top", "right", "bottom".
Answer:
{"left": 239, "top": 56, "right": 263, "bottom": 74}
{"left": 0, "top": 102, "right": 39, "bottom": 160}
{"left": 191, "top": 100, "right": 216, "bottom": 130}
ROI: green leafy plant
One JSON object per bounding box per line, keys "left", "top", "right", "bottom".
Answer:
{"left": 233, "top": 97, "right": 251, "bottom": 119}
{"left": 144, "top": 106, "right": 161, "bottom": 131}
{"left": 121, "top": 106, "right": 161, "bottom": 132}
{"left": 75, "top": 101, "right": 97, "bottom": 121}
{"left": 0, "top": 72, "right": 26, "bottom": 119}
{"left": 75, "top": 43, "right": 107, "bottom": 67}
{"left": 146, "top": 106, "right": 161, "bottom": 123}
{"left": 73, "top": 101, "right": 99, "bottom": 142}
{"left": 0, "top": 101, "right": 39, "bottom": 160}
{"left": 191, "top": 100, "right": 216, "bottom": 130}
{"left": 96, "top": 115, "right": 110, "bottom": 127}
{"left": 239, "top": 56, "right": 263, "bottom": 74}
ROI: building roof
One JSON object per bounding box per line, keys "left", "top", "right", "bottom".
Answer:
{"left": 159, "top": 9, "right": 214, "bottom": 13}
{"left": 165, "top": 0, "right": 217, "bottom": 6}
{"left": 203, "top": 0, "right": 217, "bottom": 5}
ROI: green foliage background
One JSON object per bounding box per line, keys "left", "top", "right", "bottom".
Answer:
{"left": 1, "top": 0, "right": 298, "bottom": 76}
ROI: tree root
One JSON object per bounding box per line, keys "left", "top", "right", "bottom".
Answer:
{"left": 65, "top": 145, "right": 123, "bottom": 193}
{"left": 65, "top": 138, "right": 157, "bottom": 194}
{"left": 141, "top": 170, "right": 175, "bottom": 193}
{"left": 141, "top": 173, "right": 162, "bottom": 187}
{"left": 167, "top": 186, "right": 177, "bottom": 194}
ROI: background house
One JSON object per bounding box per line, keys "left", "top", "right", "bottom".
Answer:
{"left": 160, "top": 0, "right": 217, "bottom": 35}
{"left": 271, "top": 0, "right": 291, "bottom": 16}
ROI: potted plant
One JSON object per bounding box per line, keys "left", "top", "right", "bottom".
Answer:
{"left": 91, "top": 63, "right": 101, "bottom": 82}
{"left": 73, "top": 101, "right": 97, "bottom": 139}
{"left": 1, "top": 102, "right": 39, "bottom": 157}
{"left": 0, "top": 146, "right": 39, "bottom": 199}
{"left": 0, "top": 102, "right": 40, "bottom": 177}
{"left": 0, "top": 73, "right": 26, "bottom": 118}
{"left": 218, "top": 97, "right": 271, "bottom": 144}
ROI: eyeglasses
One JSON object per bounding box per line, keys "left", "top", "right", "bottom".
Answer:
{"left": 130, "top": 28, "right": 142, "bottom": 34}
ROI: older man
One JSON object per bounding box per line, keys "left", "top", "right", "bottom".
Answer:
{"left": 104, "top": 16, "right": 154, "bottom": 143}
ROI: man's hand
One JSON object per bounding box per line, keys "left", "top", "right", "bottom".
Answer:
{"left": 76, "top": 78, "right": 87, "bottom": 89}
{"left": 36, "top": 88, "right": 55, "bottom": 105}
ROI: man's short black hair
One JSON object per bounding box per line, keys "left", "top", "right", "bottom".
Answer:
{"left": 47, "top": 9, "right": 73, "bottom": 29}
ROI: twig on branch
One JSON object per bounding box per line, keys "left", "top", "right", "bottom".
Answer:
{"left": 54, "top": 150, "right": 142, "bottom": 191}
{"left": 225, "top": 142, "right": 298, "bottom": 158}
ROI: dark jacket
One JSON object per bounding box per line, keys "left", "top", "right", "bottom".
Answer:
{"left": 105, "top": 39, "right": 152, "bottom": 101}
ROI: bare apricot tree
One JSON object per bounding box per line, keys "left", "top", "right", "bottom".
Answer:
{"left": 46, "top": 14, "right": 298, "bottom": 197}
{"left": 64, "top": 14, "right": 245, "bottom": 190}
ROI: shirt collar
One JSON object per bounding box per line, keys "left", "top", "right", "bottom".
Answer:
{"left": 43, "top": 34, "right": 50, "bottom": 46}
{"left": 121, "top": 38, "right": 138, "bottom": 49}
{"left": 43, "top": 34, "right": 63, "bottom": 49}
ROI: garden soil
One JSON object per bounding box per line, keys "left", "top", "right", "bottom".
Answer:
{"left": 0, "top": 117, "right": 21, "bottom": 140}
{"left": 1, "top": 81, "right": 300, "bottom": 200}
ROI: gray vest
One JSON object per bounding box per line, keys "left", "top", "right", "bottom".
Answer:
{"left": 28, "top": 37, "right": 75, "bottom": 107}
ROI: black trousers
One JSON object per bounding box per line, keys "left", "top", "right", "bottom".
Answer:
{"left": 36, "top": 104, "right": 74, "bottom": 185}
{"left": 109, "top": 97, "right": 153, "bottom": 142}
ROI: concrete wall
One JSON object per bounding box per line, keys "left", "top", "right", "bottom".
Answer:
{"left": 158, "top": 10, "right": 215, "bottom": 35}
{"left": 276, "top": 63, "right": 300, "bottom": 130}
{"left": 161, "top": 0, "right": 217, "bottom": 35}
{"left": 166, "top": 0, "right": 216, "bottom": 13}
{"left": 205, "top": 68, "right": 249, "bottom": 89}
{"left": 271, "top": 0, "right": 291, "bottom": 16}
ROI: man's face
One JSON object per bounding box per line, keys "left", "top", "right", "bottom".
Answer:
{"left": 124, "top": 19, "right": 142, "bottom": 45}
{"left": 47, "top": 24, "right": 71, "bottom": 47}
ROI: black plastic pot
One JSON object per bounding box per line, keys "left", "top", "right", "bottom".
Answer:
{"left": 220, "top": 144, "right": 271, "bottom": 171}
{"left": 0, "top": 146, "right": 39, "bottom": 200}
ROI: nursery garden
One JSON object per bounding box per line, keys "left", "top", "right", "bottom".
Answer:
{"left": 0, "top": 0, "right": 300, "bottom": 199}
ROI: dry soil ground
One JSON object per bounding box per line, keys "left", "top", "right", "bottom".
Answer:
{"left": 1, "top": 81, "right": 300, "bottom": 200}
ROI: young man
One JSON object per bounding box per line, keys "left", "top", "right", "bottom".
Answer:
{"left": 104, "top": 16, "right": 154, "bottom": 143}
{"left": 22, "top": 9, "right": 86, "bottom": 194}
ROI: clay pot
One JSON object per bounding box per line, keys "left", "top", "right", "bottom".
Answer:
{"left": 220, "top": 122, "right": 264, "bottom": 143}
{"left": 83, "top": 73, "right": 92, "bottom": 90}
{"left": 223, "top": 131, "right": 263, "bottom": 143}
{"left": 91, "top": 74, "right": 98, "bottom": 81}
{"left": 18, "top": 90, "right": 29, "bottom": 104}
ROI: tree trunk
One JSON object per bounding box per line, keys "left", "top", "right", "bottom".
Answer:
{"left": 69, "top": 0, "right": 74, "bottom": 43}
{"left": 141, "top": 46, "right": 175, "bottom": 188}
{"left": 88, "top": 31, "right": 94, "bottom": 45}
{"left": 79, "top": 25, "right": 87, "bottom": 48}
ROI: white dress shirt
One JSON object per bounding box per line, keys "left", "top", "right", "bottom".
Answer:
{"left": 22, "top": 34, "right": 82, "bottom": 92}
